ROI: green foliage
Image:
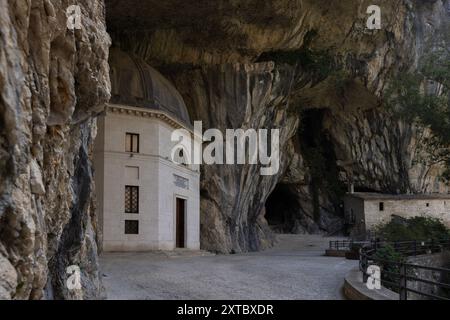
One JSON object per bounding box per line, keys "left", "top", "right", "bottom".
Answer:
{"left": 372, "top": 217, "right": 450, "bottom": 293}
{"left": 385, "top": 28, "right": 450, "bottom": 179}
{"left": 257, "top": 30, "right": 338, "bottom": 81}
{"left": 258, "top": 47, "right": 336, "bottom": 78}
{"left": 386, "top": 73, "right": 450, "bottom": 143}
{"left": 373, "top": 244, "right": 406, "bottom": 292}
{"left": 375, "top": 216, "right": 450, "bottom": 242}
{"left": 374, "top": 244, "right": 406, "bottom": 262}
{"left": 420, "top": 34, "right": 450, "bottom": 90}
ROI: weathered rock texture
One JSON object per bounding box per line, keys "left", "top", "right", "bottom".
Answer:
{"left": 107, "top": 0, "right": 450, "bottom": 253}
{"left": 407, "top": 251, "right": 450, "bottom": 299}
{"left": 0, "top": 0, "right": 110, "bottom": 299}
{"left": 2, "top": 0, "right": 449, "bottom": 300}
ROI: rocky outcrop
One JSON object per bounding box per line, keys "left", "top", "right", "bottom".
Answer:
{"left": 0, "top": 0, "right": 110, "bottom": 299}
{"left": 171, "top": 63, "right": 298, "bottom": 252}
{"left": 107, "top": 0, "right": 449, "bottom": 252}
{"left": 1, "top": 1, "right": 449, "bottom": 301}
{"left": 407, "top": 252, "right": 450, "bottom": 300}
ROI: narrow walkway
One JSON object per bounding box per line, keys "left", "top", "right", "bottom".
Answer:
{"left": 100, "top": 234, "right": 357, "bottom": 300}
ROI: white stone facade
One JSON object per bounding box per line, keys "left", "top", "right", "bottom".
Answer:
{"left": 94, "top": 104, "right": 200, "bottom": 251}
{"left": 344, "top": 193, "right": 450, "bottom": 238}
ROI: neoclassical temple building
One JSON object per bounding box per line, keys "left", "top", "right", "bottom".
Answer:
{"left": 94, "top": 48, "right": 200, "bottom": 251}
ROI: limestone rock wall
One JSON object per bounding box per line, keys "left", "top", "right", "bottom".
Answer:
{"left": 172, "top": 63, "right": 298, "bottom": 252}
{"left": 407, "top": 252, "right": 450, "bottom": 300}
{"left": 107, "top": 0, "right": 449, "bottom": 252}
{"left": 1, "top": 1, "right": 449, "bottom": 301}
{"left": 325, "top": 108, "right": 447, "bottom": 194}
{"left": 0, "top": 0, "right": 110, "bottom": 299}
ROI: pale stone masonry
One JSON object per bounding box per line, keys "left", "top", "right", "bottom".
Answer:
{"left": 344, "top": 193, "right": 450, "bottom": 238}
{"left": 94, "top": 48, "right": 200, "bottom": 251}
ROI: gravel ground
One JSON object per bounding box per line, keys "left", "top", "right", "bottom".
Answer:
{"left": 100, "top": 234, "right": 357, "bottom": 300}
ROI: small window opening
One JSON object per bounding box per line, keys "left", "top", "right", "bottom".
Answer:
{"left": 125, "top": 133, "right": 139, "bottom": 153}
{"left": 125, "top": 220, "right": 139, "bottom": 234}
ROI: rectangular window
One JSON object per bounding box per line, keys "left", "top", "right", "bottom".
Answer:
{"left": 379, "top": 202, "right": 384, "bottom": 211}
{"left": 125, "top": 186, "right": 139, "bottom": 213}
{"left": 125, "top": 220, "right": 139, "bottom": 234}
{"left": 125, "top": 133, "right": 139, "bottom": 153}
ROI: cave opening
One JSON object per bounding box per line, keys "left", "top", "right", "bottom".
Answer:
{"left": 264, "top": 108, "right": 349, "bottom": 235}
{"left": 265, "top": 184, "right": 301, "bottom": 233}
{"left": 299, "top": 108, "right": 346, "bottom": 221}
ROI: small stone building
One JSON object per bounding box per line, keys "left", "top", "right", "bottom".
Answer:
{"left": 344, "top": 192, "right": 450, "bottom": 238}
{"left": 94, "top": 48, "right": 200, "bottom": 251}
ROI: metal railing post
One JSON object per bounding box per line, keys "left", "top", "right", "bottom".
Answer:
{"left": 362, "top": 252, "right": 368, "bottom": 283}
{"left": 356, "top": 238, "right": 450, "bottom": 300}
{"left": 399, "top": 263, "right": 407, "bottom": 300}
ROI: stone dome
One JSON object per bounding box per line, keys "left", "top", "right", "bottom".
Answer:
{"left": 109, "top": 48, "right": 191, "bottom": 126}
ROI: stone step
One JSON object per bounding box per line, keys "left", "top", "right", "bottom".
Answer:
{"left": 163, "top": 249, "right": 216, "bottom": 258}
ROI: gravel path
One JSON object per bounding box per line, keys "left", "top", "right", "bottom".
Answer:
{"left": 100, "top": 234, "right": 357, "bottom": 300}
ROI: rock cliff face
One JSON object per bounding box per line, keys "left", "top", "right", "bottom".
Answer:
{"left": 0, "top": 0, "right": 110, "bottom": 299}
{"left": 0, "top": 0, "right": 449, "bottom": 299}
{"left": 108, "top": 0, "right": 450, "bottom": 252}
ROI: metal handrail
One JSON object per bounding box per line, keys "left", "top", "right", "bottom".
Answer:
{"left": 359, "top": 239, "right": 450, "bottom": 300}
{"left": 330, "top": 238, "right": 450, "bottom": 254}
{"left": 329, "top": 240, "right": 367, "bottom": 251}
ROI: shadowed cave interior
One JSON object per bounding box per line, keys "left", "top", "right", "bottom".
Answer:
{"left": 264, "top": 184, "right": 301, "bottom": 233}
{"left": 264, "top": 108, "right": 349, "bottom": 235}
